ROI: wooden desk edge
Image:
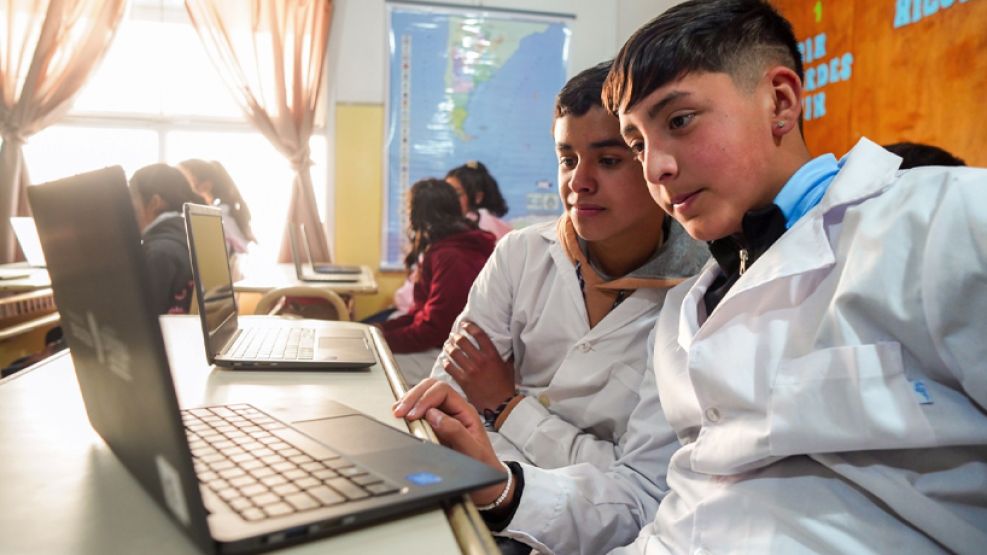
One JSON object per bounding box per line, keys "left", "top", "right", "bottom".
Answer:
{"left": 368, "top": 327, "right": 499, "bottom": 555}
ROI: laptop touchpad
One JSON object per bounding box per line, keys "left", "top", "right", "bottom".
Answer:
{"left": 292, "top": 415, "right": 421, "bottom": 456}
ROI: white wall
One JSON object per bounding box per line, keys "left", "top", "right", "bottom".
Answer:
{"left": 329, "top": 0, "right": 684, "bottom": 105}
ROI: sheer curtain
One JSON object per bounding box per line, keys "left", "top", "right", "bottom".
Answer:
{"left": 184, "top": 0, "right": 333, "bottom": 262}
{"left": 0, "top": 0, "right": 127, "bottom": 262}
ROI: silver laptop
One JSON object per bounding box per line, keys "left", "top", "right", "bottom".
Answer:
{"left": 10, "top": 216, "right": 46, "bottom": 267}
{"left": 288, "top": 223, "right": 361, "bottom": 282}
{"left": 28, "top": 166, "right": 505, "bottom": 554}
{"left": 0, "top": 217, "right": 46, "bottom": 280}
{"left": 184, "top": 203, "right": 376, "bottom": 370}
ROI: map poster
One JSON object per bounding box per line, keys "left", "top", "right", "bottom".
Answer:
{"left": 382, "top": 2, "right": 571, "bottom": 269}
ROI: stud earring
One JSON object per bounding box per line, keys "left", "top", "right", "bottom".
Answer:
{"left": 776, "top": 120, "right": 786, "bottom": 128}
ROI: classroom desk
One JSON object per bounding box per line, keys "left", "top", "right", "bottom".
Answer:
{"left": 234, "top": 263, "right": 378, "bottom": 295}
{"left": 0, "top": 315, "right": 495, "bottom": 554}
{"left": 0, "top": 264, "right": 51, "bottom": 292}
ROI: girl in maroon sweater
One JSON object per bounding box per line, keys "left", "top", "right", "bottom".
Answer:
{"left": 381, "top": 179, "right": 495, "bottom": 359}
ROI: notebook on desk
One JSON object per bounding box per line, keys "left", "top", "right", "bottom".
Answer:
{"left": 184, "top": 203, "right": 375, "bottom": 370}
{"left": 288, "top": 223, "right": 362, "bottom": 282}
{"left": 28, "top": 166, "right": 505, "bottom": 554}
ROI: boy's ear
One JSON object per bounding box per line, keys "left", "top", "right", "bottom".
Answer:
{"left": 765, "top": 66, "right": 803, "bottom": 136}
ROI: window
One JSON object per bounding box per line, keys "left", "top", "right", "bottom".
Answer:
{"left": 22, "top": 0, "right": 329, "bottom": 263}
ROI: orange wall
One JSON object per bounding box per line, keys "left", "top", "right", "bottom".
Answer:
{"left": 773, "top": 0, "right": 987, "bottom": 165}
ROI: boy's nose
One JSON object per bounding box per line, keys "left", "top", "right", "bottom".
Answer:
{"left": 569, "top": 164, "right": 598, "bottom": 193}
{"left": 645, "top": 148, "right": 677, "bottom": 186}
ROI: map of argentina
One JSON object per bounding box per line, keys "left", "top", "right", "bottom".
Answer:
{"left": 445, "top": 18, "right": 551, "bottom": 141}
{"left": 384, "top": 5, "right": 570, "bottom": 268}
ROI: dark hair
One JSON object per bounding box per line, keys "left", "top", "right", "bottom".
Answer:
{"left": 603, "top": 0, "right": 803, "bottom": 115}
{"left": 178, "top": 159, "right": 256, "bottom": 243}
{"left": 130, "top": 164, "right": 206, "bottom": 212}
{"left": 555, "top": 60, "right": 612, "bottom": 119}
{"left": 883, "top": 142, "right": 966, "bottom": 169}
{"left": 404, "top": 178, "right": 476, "bottom": 271}
{"left": 445, "top": 161, "right": 509, "bottom": 217}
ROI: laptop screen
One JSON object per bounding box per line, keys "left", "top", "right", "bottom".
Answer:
{"left": 10, "top": 216, "right": 47, "bottom": 267}
{"left": 185, "top": 206, "right": 238, "bottom": 354}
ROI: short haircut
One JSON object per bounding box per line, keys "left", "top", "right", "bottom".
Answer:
{"left": 555, "top": 60, "right": 612, "bottom": 119}
{"left": 883, "top": 142, "right": 967, "bottom": 169}
{"left": 603, "top": 0, "right": 803, "bottom": 114}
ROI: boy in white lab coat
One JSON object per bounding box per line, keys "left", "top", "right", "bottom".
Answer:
{"left": 603, "top": 0, "right": 987, "bottom": 553}
{"left": 393, "top": 63, "right": 708, "bottom": 554}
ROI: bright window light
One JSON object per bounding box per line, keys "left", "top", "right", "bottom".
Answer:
{"left": 21, "top": 1, "right": 329, "bottom": 265}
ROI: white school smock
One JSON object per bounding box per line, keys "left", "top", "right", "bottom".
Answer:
{"left": 615, "top": 138, "right": 987, "bottom": 555}
{"left": 432, "top": 219, "right": 706, "bottom": 554}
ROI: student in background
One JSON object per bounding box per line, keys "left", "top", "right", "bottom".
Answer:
{"left": 375, "top": 162, "right": 513, "bottom": 324}
{"left": 446, "top": 160, "right": 513, "bottom": 240}
{"left": 883, "top": 141, "right": 966, "bottom": 168}
{"left": 393, "top": 62, "right": 707, "bottom": 554}
{"left": 380, "top": 178, "right": 495, "bottom": 384}
{"left": 130, "top": 163, "right": 206, "bottom": 315}
{"left": 600, "top": 0, "right": 985, "bottom": 552}
{"left": 178, "top": 159, "right": 256, "bottom": 254}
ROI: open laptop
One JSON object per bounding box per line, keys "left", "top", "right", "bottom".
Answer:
{"left": 185, "top": 203, "right": 375, "bottom": 370}
{"left": 9, "top": 216, "right": 46, "bottom": 267}
{"left": 28, "top": 166, "right": 505, "bottom": 554}
{"left": 288, "top": 223, "right": 361, "bottom": 283}
{"left": 0, "top": 216, "right": 46, "bottom": 280}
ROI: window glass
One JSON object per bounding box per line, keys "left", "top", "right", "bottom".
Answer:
{"left": 22, "top": 2, "right": 328, "bottom": 264}
{"left": 23, "top": 126, "right": 159, "bottom": 184}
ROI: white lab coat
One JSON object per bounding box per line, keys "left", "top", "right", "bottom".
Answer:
{"left": 432, "top": 219, "right": 707, "bottom": 554}
{"left": 616, "top": 138, "right": 987, "bottom": 554}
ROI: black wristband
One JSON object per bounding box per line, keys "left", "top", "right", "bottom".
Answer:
{"left": 481, "top": 394, "right": 516, "bottom": 430}
{"left": 480, "top": 461, "right": 524, "bottom": 532}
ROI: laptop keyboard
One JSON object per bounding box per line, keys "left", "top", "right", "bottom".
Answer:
{"left": 182, "top": 404, "right": 401, "bottom": 522}
{"left": 228, "top": 327, "right": 316, "bottom": 360}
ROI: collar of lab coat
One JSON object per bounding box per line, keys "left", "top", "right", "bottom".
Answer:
{"left": 538, "top": 218, "right": 667, "bottom": 339}
{"left": 679, "top": 137, "right": 903, "bottom": 346}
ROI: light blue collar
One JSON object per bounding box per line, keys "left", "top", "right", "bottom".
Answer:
{"left": 773, "top": 153, "right": 842, "bottom": 228}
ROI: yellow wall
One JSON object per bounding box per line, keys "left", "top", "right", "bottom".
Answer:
{"left": 333, "top": 103, "right": 405, "bottom": 320}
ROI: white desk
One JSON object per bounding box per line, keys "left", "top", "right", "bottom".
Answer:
{"left": 234, "top": 264, "right": 378, "bottom": 295}
{"left": 0, "top": 315, "right": 494, "bottom": 554}
{"left": 0, "top": 264, "right": 50, "bottom": 293}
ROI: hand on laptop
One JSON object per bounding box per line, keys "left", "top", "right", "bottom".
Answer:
{"left": 392, "top": 378, "right": 512, "bottom": 507}
{"left": 442, "top": 321, "right": 515, "bottom": 413}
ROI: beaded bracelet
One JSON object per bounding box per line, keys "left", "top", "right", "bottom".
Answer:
{"left": 475, "top": 460, "right": 513, "bottom": 512}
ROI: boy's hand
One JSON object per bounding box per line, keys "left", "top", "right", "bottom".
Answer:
{"left": 392, "top": 378, "right": 511, "bottom": 506}
{"left": 442, "top": 321, "right": 516, "bottom": 412}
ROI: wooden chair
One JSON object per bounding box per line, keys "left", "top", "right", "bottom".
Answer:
{"left": 253, "top": 286, "right": 350, "bottom": 321}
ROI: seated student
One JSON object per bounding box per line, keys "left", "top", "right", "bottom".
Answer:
{"left": 130, "top": 163, "right": 206, "bottom": 315}
{"left": 177, "top": 159, "right": 256, "bottom": 254}
{"left": 380, "top": 178, "right": 495, "bottom": 384}
{"left": 373, "top": 162, "right": 513, "bottom": 323}
{"left": 445, "top": 160, "right": 513, "bottom": 240}
{"left": 883, "top": 141, "right": 966, "bottom": 168}
{"left": 393, "top": 63, "right": 708, "bottom": 554}
{"left": 596, "top": 0, "right": 985, "bottom": 552}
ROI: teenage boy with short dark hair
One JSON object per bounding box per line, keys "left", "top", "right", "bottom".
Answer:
{"left": 605, "top": 0, "right": 987, "bottom": 552}
{"left": 393, "top": 62, "right": 707, "bottom": 554}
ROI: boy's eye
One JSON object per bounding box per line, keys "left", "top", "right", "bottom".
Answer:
{"left": 558, "top": 156, "right": 576, "bottom": 169}
{"left": 599, "top": 156, "right": 622, "bottom": 168}
{"left": 669, "top": 113, "right": 695, "bottom": 130}
{"left": 628, "top": 142, "right": 645, "bottom": 161}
